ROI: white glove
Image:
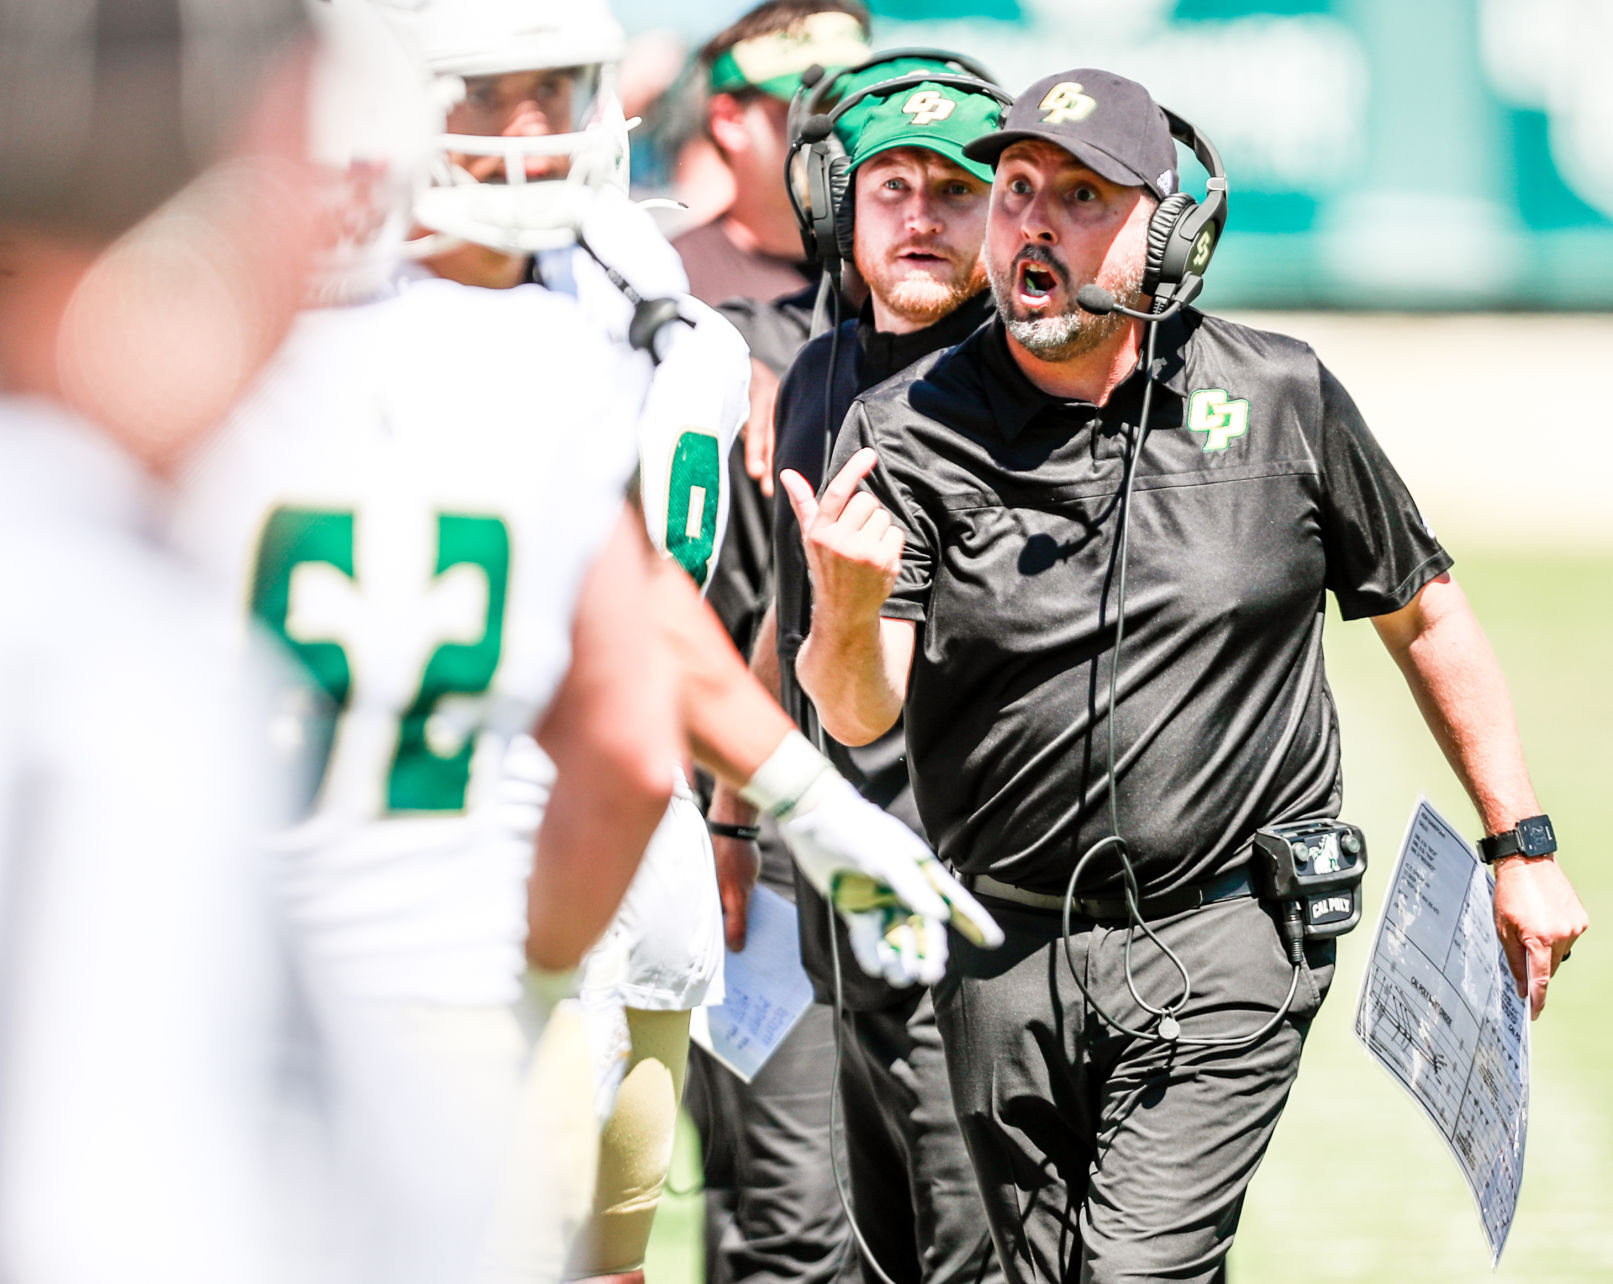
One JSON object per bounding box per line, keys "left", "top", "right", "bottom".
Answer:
{"left": 743, "top": 733, "right": 1004, "bottom": 987}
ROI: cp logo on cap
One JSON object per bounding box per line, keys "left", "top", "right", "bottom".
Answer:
{"left": 902, "top": 90, "right": 956, "bottom": 126}
{"left": 1039, "top": 82, "right": 1096, "bottom": 125}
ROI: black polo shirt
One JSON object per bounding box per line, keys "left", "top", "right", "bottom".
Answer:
{"left": 774, "top": 290, "right": 994, "bottom": 795}
{"left": 835, "top": 309, "right": 1451, "bottom": 897}
{"left": 773, "top": 292, "right": 992, "bottom": 1008}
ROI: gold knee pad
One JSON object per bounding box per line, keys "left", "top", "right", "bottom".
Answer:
{"left": 564, "top": 1007, "right": 691, "bottom": 1278}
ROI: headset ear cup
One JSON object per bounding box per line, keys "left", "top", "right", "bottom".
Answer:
{"left": 788, "top": 145, "right": 818, "bottom": 261}
{"left": 798, "top": 137, "right": 851, "bottom": 270}
{"left": 1143, "top": 192, "right": 1197, "bottom": 295}
{"left": 801, "top": 142, "right": 833, "bottom": 265}
{"left": 829, "top": 154, "right": 855, "bottom": 267}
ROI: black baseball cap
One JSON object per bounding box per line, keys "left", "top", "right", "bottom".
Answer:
{"left": 962, "top": 69, "right": 1178, "bottom": 200}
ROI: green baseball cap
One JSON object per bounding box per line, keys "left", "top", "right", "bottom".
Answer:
{"left": 707, "top": 10, "right": 871, "bottom": 100}
{"left": 834, "top": 67, "right": 1004, "bottom": 184}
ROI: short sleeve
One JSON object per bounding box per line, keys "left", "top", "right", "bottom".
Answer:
{"left": 1317, "top": 363, "right": 1453, "bottom": 619}
{"left": 827, "top": 399, "right": 935, "bottom": 622}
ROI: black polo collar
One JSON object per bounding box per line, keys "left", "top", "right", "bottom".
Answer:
{"left": 973, "top": 308, "right": 1196, "bottom": 442}
{"left": 856, "top": 290, "right": 995, "bottom": 386}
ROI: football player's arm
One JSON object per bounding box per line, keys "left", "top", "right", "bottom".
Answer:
{"left": 1373, "top": 572, "right": 1588, "bottom": 1018}
{"left": 529, "top": 504, "right": 677, "bottom": 972}
{"left": 649, "top": 559, "right": 793, "bottom": 785}
{"left": 782, "top": 449, "right": 914, "bottom": 747}
{"left": 651, "top": 561, "right": 1001, "bottom": 981}
{"left": 743, "top": 357, "right": 780, "bottom": 498}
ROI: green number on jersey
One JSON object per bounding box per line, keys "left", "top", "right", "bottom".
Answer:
{"left": 387, "top": 514, "right": 509, "bottom": 812}
{"left": 665, "top": 429, "right": 721, "bottom": 588}
{"left": 250, "top": 507, "right": 353, "bottom": 805}
{"left": 249, "top": 505, "right": 510, "bottom": 815}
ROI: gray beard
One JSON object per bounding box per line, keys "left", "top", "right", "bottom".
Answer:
{"left": 987, "top": 256, "right": 1146, "bottom": 361}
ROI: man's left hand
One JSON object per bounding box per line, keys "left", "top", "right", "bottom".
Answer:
{"left": 708, "top": 783, "right": 762, "bottom": 951}
{"left": 713, "top": 835, "right": 761, "bottom": 952}
{"left": 1493, "top": 856, "right": 1588, "bottom": 1019}
{"left": 743, "top": 358, "right": 779, "bottom": 498}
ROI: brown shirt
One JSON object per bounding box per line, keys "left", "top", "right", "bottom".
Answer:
{"left": 671, "top": 218, "right": 814, "bottom": 307}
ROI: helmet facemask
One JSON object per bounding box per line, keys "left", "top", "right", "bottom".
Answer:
{"left": 401, "top": 1, "right": 630, "bottom": 255}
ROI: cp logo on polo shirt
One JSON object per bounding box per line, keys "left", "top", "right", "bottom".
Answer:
{"left": 1186, "top": 388, "right": 1250, "bottom": 452}
{"left": 902, "top": 90, "right": 956, "bottom": 125}
{"left": 1039, "top": 82, "right": 1096, "bottom": 124}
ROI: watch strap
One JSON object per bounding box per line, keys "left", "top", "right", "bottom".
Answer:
{"left": 1478, "top": 814, "right": 1556, "bottom": 863}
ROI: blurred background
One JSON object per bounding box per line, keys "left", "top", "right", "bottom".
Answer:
{"left": 623, "top": 0, "right": 1613, "bottom": 309}
{"left": 621, "top": 1, "right": 1612, "bottom": 1281}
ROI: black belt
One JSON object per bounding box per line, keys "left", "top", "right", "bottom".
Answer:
{"left": 967, "top": 863, "right": 1257, "bottom": 923}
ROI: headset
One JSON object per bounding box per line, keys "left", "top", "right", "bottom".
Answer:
{"left": 784, "top": 49, "right": 1014, "bottom": 278}
{"left": 1079, "top": 106, "right": 1229, "bottom": 320}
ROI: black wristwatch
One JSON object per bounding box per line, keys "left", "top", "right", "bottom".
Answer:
{"left": 1478, "top": 814, "right": 1557, "bottom": 864}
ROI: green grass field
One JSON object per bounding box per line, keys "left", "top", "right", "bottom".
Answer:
{"left": 647, "top": 547, "right": 1613, "bottom": 1283}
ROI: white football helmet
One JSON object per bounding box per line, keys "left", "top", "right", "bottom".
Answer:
{"left": 391, "top": 0, "right": 631, "bottom": 253}
{"left": 305, "top": 0, "right": 442, "bottom": 303}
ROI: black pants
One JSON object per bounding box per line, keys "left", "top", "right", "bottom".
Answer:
{"left": 932, "top": 895, "right": 1334, "bottom": 1284}
{"left": 840, "top": 987, "right": 1002, "bottom": 1284}
{"left": 685, "top": 1003, "right": 858, "bottom": 1284}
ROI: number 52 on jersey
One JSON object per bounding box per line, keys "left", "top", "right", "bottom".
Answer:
{"left": 251, "top": 505, "right": 509, "bottom": 817}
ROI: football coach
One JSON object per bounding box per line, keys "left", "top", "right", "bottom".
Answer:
{"left": 782, "top": 67, "right": 1588, "bottom": 1283}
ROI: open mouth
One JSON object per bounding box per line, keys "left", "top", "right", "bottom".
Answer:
{"left": 1016, "top": 259, "right": 1061, "bottom": 307}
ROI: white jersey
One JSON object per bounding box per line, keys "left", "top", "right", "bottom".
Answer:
{"left": 537, "top": 233, "right": 751, "bottom": 595}
{"left": 0, "top": 400, "right": 289, "bottom": 1284}
{"left": 168, "top": 276, "right": 643, "bottom": 1007}
{"left": 536, "top": 223, "right": 752, "bottom": 1012}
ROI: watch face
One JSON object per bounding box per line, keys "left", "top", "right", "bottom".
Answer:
{"left": 1518, "top": 815, "right": 1556, "bottom": 856}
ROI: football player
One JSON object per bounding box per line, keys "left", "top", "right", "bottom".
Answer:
{"left": 0, "top": 2, "right": 329, "bottom": 1282}
{"left": 166, "top": 5, "right": 676, "bottom": 1280}
{"left": 392, "top": 2, "right": 1005, "bottom": 1279}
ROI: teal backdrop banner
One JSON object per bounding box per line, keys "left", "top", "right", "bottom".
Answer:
{"left": 624, "top": 0, "right": 1613, "bottom": 309}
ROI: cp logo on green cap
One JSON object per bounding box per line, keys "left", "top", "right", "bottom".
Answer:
{"left": 901, "top": 90, "right": 956, "bottom": 126}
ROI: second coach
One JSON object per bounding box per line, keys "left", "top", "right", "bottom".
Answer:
{"left": 784, "top": 67, "right": 1587, "bottom": 1283}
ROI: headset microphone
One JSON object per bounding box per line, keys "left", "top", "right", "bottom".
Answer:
{"left": 799, "top": 114, "right": 834, "bottom": 144}
{"left": 1075, "top": 280, "right": 1204, "bottom": 322}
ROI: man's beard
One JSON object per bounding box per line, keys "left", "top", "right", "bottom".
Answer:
{"left": 986, "top": 245, "right": 1145, "bottom": 361}
{"left": 870, "top": 251, "right": 987, "bottom": 329}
